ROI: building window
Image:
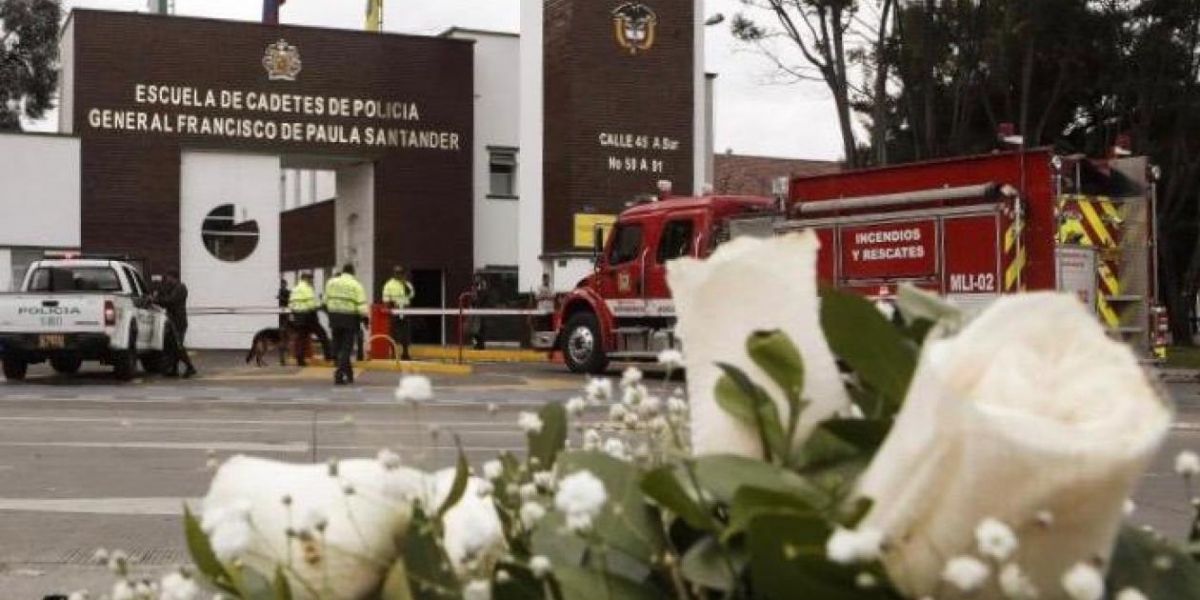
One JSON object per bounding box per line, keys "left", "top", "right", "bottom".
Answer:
{"left": 488, "top": 148, "right": 518, "bottom": 199}
{"left": 202, "top": 204, "right": 260, "bottom": 263}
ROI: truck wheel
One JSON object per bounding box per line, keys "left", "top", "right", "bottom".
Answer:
{"left": 562, "top": 312, "right": 608, "bottom": 374}
{"left": 50, "top": 356, "right": 82, "bottom": 375}
{"left": 114, "top": 332, "right": 138, "bottom": 381}
{"left": 2, "top": 358, "right": 27, "bottom": 381}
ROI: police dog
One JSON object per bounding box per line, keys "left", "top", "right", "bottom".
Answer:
{"left": 245, "top": 327, "right": 292, "bottom": 367}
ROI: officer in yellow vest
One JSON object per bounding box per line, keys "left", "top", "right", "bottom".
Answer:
{"left": 382, "top": 265, "right": 416, "bottom": 361}
{"left": 324, "top": 264, "right": 368, "bottom": 385}
{"left": 288, "top": 273, "right": 331, "bottom": 366}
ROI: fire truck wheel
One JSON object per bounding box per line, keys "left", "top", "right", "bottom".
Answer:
{"left": 563, "top": 312, "right": 608, "bottom": 374}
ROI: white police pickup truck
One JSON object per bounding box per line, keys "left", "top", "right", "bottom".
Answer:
{"left": 0, "top": 259, "right": 172, "bottom": 381}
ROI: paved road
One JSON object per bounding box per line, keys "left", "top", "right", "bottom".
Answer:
{"left": 0, "top": 356, "right": 1196, "bottom": 599}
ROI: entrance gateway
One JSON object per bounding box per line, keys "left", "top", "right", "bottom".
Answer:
{"left": 59, "top": 10, "right": 474, "bottom": 347}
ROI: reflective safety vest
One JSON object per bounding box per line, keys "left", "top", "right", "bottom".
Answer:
{"left": 324, "top": 274, "right": 368, "bottom": 316}
{"left": 382, "top": 278, "right": 415, "bottom": 308}
{"left": 288, "top": 281, "right": 321, "bottom": 313}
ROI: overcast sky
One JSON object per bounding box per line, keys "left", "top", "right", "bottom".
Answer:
{"left": 31, "top": 0, "right": 843, "bottom": 161}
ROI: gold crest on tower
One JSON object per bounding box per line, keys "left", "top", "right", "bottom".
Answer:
{"left": 612, "top": 3, "right": 657, "bottom": 55}
{"left": 262, "top": 40, "right": 302, "bottom": 81}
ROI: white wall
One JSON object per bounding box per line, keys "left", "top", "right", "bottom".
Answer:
{"left": 518, "top": 1, "right": 545, "bottom": 292}
{"left": 0, "top": 249, "right": 11, "bottom": 293}
{"left": 448, "top": 30, "right": 522, "bottom": 271}
{"left": 58, "top": 18, "right": 75, "bottom": 134}
{"left": 335, "top": 164, "right": 376, "bottom": 300}
{"left": 180, "top": 151, "right": 281, "bottom": 349}
{"left": 693, "top": 0, "right": 708, "bottom": 192}
{"left": 0, "top": 134, "right": 80, "bottom": 248}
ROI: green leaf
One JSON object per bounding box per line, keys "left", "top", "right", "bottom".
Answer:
{"left": 380, "top": 559, "right": 414, "bottom": 600}
{"left": 436, "top": 438, "right": 470, "bottom": 523}
{"left": 554, "top": 565, "right": 661, "bottom": 600}
{"left": 820, "top": 288, "right": 917, "bottom": 413}
{"left": 691, "top": 455, "right": 827, "bottom": 509}
{"left": 746, "top": 330, "right": 807, "bottom": 438}
{"left": 401, "top": 510, "right": 462, "bottom": 600}
{"left": 727, "top": 485, "right": 820, "bottom": 539}
{"left": 183, "top": 504, "right": 231, "bottom": 589}
{"left": 530, "top": 509, "right": 587, "bottom": 567}
{"left": 529, "top": 402, "right": 568, "bottom": 470}
{"left": 493, "top": 562, "right": 545, "bottom": 600}
{"left": 747, "top": 512, "right": 888, "bottom": 600}
{"left": 716, "top": 363, "right": 787, "bottom": 462}
{"left": 895, "top": 284, "right": 963, "bottom": 330}
{"left": 1107, "top": 525, "right": 1200, "bottom": 600}
{"left": 272, "top": 566, "right": 293, "bottom": 600}
{"left": 230, "top": 566, "right": 275, "bottom": 600}
{"left": 557, "top": 451, "right": 665, "bottom": 563}
{"left": 681, "top": 537, "right": 744, "bottom": 592}
{"left": 641, "top": 465, "right": 716, "bottom": 531}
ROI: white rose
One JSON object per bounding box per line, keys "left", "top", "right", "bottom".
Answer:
{"left": 203, "top": 456, "right": 503, "bottom": 600}
{"left": 667, "top": 232, "right": 850, "bottom": 456}
{"left": 856, "top": 293, "right": 1170, "bottom": 599}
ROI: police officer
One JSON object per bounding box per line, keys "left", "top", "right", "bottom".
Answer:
{"left": 155, "top": 270, "right": 197, "bottom": 378}
{"left": 324, "top": 264, "right": 368, "bottom": 385}
{"left": 288, "top": 273, "right": 331, "bottom": 366}
{"left": 382, "top": 265, "right": 415, "bottom": 361}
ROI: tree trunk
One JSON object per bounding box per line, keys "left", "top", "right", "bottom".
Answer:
{"left": 870, "top": 0, "right": 896, "bottom": 166}
{"left": 829, "top": 5, "right": 858, "bottom": 167}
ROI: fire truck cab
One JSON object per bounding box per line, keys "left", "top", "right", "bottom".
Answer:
{"left": 541, "top": 193, "right": 775, "bottom": 373}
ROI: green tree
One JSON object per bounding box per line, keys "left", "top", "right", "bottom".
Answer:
{"left": 0, "top": 0, "right": 62, "bottom": 132}
{"left": 731, "top": 0, "right": 898, "bottom": 168}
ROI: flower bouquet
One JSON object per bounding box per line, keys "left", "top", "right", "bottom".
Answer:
{"left": 101, "top": 233, "right": 1200, "bottom": 600}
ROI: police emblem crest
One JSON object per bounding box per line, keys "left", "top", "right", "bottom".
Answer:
{"left": 612, "top": 2, "right": 657, "bottom": 55}
{"left": 262, "top": 40, "right": 302, "bottom": 81}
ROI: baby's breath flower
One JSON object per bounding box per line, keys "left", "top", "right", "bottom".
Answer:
{"left": 826, "top": 527, "right": 884, "bottom": 564}
{"left": 999, "top": 563, "right": 1038, "bottom": 600}
{"left": 942, "top": 556, "right": 990, "bottom": 592}
{"left": 667, "top": 397, "right": 688, "bottom": 416}
{"left": 585, "top": 378, "right": 612, "bottom": 402}
{"left": 519, "top": 483, "right": 539, "bottom": 502}
{"left": 975, "top": 518, "right": 1018, "bottom": 561}
{"left": 623, "top": 412, "right": 640, "bottom": 428}
{"left": 159, "top": 571, "right": 200, "bottom": 600}
{"left": 518, "top": 412, "right": 544, "bottom": 434}
{"left": 520, "top": 502, "right": 546, "bottom": 528}
{"left": 609, "top": 403, "right": 628, "bottom": 422}
{"left": 1116, "top": 588, "right": 1148, "bottom": 600}
{"left": 855, "top": 572, "right": 878, "bottom": 589}
{"left": 603, "top": 438, "right": 628, "bottom": 460}
{"left": 583, "top": 428, "right": 602, "bottom": 451}
{"left": 394, "top": 375, "right": 433, "bottom": 403}
{"left": 111, "top": 581, "right": 135, "bottom": 600}
{"left": 1062, "top": 563, "right": 1104, "bottom": 600}
{"left": 464, "top": 579, "right": 491, "bottom": 600}
{"left": 1176, "top": 451, "right": 1200, "bottom": 477}
{"left": 476, "top": 479, "right": 494, "bottom": 498}
{"left": 482, "top": 459, "right": 504, "bottom": 480}
{"left": 620, "top": 367, "right": 643, "bottom": 388}
{"left": 555, "top": 471, "right": 607, "bottom": 533}
{"left": 565, "top": 397, "right": 586, "bottom": 416}
{"left": 533, "top": 470, "right": 555, "bottom": 490}
{"left": 530, "top": 555, "right": 552, "bottom": 578}
{"left": 376, "top": 448, "right": 402, "bottom": 470}
{"left": 1124, "top": 498, "right": 1137, "bottom": 516}
{"left": 657, "top": 349, "right": 684, "bottom": 368}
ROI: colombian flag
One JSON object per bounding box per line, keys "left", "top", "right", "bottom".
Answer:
{"left": 366, "top": 0, "right": 383, "bottom": 32}
{"left": 263, "top": 0, "right": 285, "bottom": 25}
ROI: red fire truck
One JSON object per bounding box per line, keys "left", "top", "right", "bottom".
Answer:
{"left": 535, "top": 149, "right": 1164, "bottom": 373}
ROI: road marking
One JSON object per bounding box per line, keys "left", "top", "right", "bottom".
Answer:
{"left": 0, "top": 416, "right": 540, "bottom": 429}
{"left": 0, "top": 497, "right": 196, "bottom": 516}
{"left": 0, "top": 441, "right": 309, "bottom": 452}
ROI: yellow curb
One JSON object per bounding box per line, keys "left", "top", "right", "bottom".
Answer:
{"left": 409, "top": 345, "right": 550, "bottom": 363}
{"left": 298, "top": 358, "right": 473, "bottom": 376}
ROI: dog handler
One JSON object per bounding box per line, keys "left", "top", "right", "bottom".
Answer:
{"left": 324, "top": 264, "right": 368, "bottom": 385}
{"left": 288, "top": 273, "right": 331, "bottom": 366}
